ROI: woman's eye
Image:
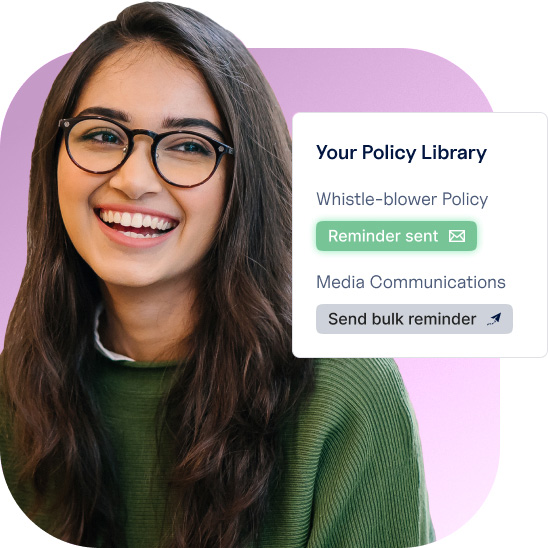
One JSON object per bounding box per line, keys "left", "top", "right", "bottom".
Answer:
{"left": 82, "top": 130, "right": 123, "bottom": 145}
{"left": 172, "top": 141, "right": 211, "bottom": 155}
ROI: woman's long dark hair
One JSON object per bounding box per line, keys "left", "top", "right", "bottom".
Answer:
{"left": 2, "top": 3, "right": 314, "bottom": 547}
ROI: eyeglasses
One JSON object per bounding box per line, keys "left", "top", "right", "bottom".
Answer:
{"left": 58, "top": 116, "right": 234, "bottom": 188}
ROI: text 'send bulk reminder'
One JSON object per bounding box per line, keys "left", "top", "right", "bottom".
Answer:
{"left": 292, "top": 113, "right": 547, "bottom": 358}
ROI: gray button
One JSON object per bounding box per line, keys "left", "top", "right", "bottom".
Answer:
{"left": 317, "top": 304, "right": 513, "bottom": 334}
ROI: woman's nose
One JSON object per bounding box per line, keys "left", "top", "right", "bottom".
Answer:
{"left": 108, "top": 138, "right": 163, "bottom": 199}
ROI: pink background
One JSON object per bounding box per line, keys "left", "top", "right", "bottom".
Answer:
{"left": 0, "top": 49, "right": 499, "bottom": 540}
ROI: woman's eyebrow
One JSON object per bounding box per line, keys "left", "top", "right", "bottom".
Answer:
{"left": 76, "top": 106, "right": 131, "bottom": 121}
{"left": 162, "top": 116, "right": 226, "bottom": 141}
{"left": 73, "top": 109, "right": 227, "bottom": 141}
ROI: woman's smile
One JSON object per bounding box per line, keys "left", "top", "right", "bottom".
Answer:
{"left": 93, "top": 205, "right": 180, "bottom": 248}
{"left": 97, "top": 209, "right": 176, "bottom": 238}
{"left": 57, "top": 46, "right": 227, "bottom": 289}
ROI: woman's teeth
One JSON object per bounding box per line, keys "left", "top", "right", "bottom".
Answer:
{"left": 98, "top": 209, "right": 176, "bottom": 238}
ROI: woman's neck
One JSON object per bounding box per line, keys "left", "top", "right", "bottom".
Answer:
{"left": 98, "top": 280, "right": 195, "bottom": 362}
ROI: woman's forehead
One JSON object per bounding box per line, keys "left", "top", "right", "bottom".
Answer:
{"left": 73, "top": 45, "right": 222, "bottom": 129}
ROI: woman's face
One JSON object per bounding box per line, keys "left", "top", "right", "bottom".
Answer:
{"left": 57, "top": 46, "right": 228, "bottom": 292}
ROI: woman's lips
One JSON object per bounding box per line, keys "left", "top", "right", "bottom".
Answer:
{"left": 94, "top": 206, "right": 179, "bottom": 230}
{"left": 94, "top": 208, "right": 179, "bottom": 248}
{"left": 96, "top": 208, "right": 177, "bottom": 235}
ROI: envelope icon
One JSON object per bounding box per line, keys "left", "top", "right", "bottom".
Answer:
{"left": 449, "top": 229, "right": 466, "bottom": 243}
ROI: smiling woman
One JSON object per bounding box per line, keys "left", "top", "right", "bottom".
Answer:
{"left": 0, "top": 3, "right": 434, "bottom": 548}
{"left": 56, "top": 46, "right": 230, "bottom": 360}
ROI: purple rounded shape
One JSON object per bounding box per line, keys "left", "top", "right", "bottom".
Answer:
{"left": 0, "top": 49, "right": 497, "bottom": 541}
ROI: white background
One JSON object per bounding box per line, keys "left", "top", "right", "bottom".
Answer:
{"left": 1, "top": 1, "right": 546, "bottom": 546}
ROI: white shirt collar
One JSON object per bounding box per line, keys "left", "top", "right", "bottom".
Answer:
{"left": 94, "top": 303, "right": 135, "bottom": 362}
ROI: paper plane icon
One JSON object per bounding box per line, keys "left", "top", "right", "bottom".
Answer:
{"left": 487, "top": 313, "right": 501, "bottom": 326}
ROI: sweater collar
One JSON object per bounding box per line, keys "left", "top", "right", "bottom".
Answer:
{"left": 94, "top": 304, "right": 182, "bottom": 368}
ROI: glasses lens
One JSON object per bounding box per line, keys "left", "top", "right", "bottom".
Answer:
{"left": 67, "top": 119, "right": 129, "bottom": 173}
{"left": 156, "top": 133, "right": 217, "bottom": 186}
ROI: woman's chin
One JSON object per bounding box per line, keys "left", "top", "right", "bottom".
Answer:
{"left": 96, "top": 268, "right": 170, "bottom": 291}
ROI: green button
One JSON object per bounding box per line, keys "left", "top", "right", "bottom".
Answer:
{"left": 316, "top": 221, "right": 477, "bottom": 251}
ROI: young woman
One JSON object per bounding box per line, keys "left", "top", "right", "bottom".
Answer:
{"left": 0, "top": 3, "right": 434, "bottom": 548}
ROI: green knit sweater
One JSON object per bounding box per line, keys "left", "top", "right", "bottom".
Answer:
{"left": 1, "top": 353, "right": 434, "bottom": 547}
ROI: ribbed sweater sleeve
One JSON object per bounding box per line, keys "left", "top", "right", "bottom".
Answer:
{"left": 259, "top": 357, "right": 434, "bottom": 548}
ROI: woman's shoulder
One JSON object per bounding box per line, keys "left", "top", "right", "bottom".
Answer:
{"left": 312, "top": 357, "right": 409, "bottom": 399}
{"left": 293, "top": 357, "right": 421, "bottom": 460}
{"left": 270, "top": 358, "right": 433, "bottom": 546}
{"left": 311, "top": 357, "right": 415, "bottom": 422}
